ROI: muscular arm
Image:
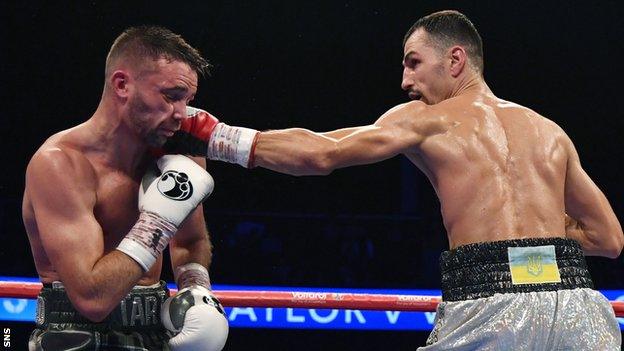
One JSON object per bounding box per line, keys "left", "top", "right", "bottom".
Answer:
{"left": 169, "top": 157, "right": 212, "bottom": 272}
{"left": 253, "top": 101, "right": 442, "bottom": 176}
{"left": 563, "top": 136, "right": 623, "bottom": 258}
{"left": 26, "top": 148, "right": 144, "bottom": 321}
{"left": 320, "top": 126, "right": 366, "bottom": 139}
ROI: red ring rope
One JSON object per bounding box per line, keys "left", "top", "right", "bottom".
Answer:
{"left": 0, "top": 280, "right": 622, "bottom": 317}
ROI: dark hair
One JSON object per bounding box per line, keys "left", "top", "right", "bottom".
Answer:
{"left": 403, "top": 10, "right": 483, "bottom": 73}
{"left": 105, "top": 26, "right": 211, "bottom": 78}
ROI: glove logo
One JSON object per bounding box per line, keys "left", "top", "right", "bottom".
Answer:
{"left": 157, "top": 171, "right": 193, "bottom": 201}
{"left": 203, "top": 295, "right": 226, "bottom": 316}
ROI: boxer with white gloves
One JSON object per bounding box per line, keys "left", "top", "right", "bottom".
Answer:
{"left": 24, "top": 26, "right": 217, "bottom": 350}
{"left": 161, "top": 263, "right": 229, "bottom": 351}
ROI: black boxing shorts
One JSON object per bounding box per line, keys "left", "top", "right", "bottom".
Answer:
{"left": 28, "top": 281, "right": 173, "bottom": 351}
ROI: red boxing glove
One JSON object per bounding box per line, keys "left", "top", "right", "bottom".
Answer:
{"left": 163, "top": 107, "right": 259, "bottom": 168}
{"left": 180, "top": 107, "right": 220, "bottom": 142}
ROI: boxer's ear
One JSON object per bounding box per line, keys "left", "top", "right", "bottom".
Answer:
{"left": 448, "top": 46, "right": 467, "bottom": 78}
{"left": 110, "top": 70, "right": 131, "bottom": 98}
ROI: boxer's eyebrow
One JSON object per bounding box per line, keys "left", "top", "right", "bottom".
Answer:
{"left": 163, "top": 86, "right": 195, "bottom": 98}
{"left": 163, "top": 86, "right": 188, "bottom": 94}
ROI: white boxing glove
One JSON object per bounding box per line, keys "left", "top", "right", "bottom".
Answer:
{"left": 161, "top": 286, "right": 229, "bottom": 351}
{"left": 117, "top": 155, "right": 214, "bottom": 271}
{"left": 139, "top": 154, "right": 214, "bottom": 226}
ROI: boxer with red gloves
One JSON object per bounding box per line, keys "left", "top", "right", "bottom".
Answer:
{"left": 163, "top": 10, "right": 623, "bottom": 350}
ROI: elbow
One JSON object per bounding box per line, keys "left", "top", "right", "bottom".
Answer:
{"left": 577, "top": 217, "right": 624, "bottom": 258}
{"left": 286, "top": 148, "right": 336, "bottom": 176}
{"left": 605, "top": 233, "right": 624, "bottom": 259}
{"left": 83, "top": 309, "right": 110, "bottom": 323}
{"left": 72, "top": 298, "right": 111, "bottom": 322}
{"left": 596, "top": 229, "right": 624, "bottom": 259}
{"left": 302, "top": 144, "right": 337, "bottom": 176}
{"left": 603, "top": 247, "right": 622, "bottom": 260}
{"left": 306, "top": 158, "right": 334, "bottom": 176}
{"left": 68, "top": 289, "right": 114, "bottom": 322}
{"left": 605, "top": 222, "right": 624, "bottom": 258}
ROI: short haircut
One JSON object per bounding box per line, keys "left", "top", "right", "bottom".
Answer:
{"left": 403, "top": 10, "right": 483, "bottom": 73}
{"left": 105, "top": 26, "right": 211, "bottom": 79}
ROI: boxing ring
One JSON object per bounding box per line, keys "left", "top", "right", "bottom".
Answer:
{"left": 1, "top": 279, "right": 623, "bottom": 318}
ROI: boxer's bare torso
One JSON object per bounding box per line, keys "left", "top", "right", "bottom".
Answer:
{"left": 404, "top": 92, "right": 568, "bottom": 248}
{"left": 23, "top": 124, "right": 161, "bottom": 286}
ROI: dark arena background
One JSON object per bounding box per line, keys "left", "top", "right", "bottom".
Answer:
{"left": 2, "top": 1, "right": 624, "bottom": 350}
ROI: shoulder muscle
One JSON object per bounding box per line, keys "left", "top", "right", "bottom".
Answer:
{"left": 26, "top": 147, "right": 97, "bottom": 218}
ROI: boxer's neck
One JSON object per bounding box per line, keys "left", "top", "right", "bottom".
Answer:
{"left": 87, "top": 99, "right": 148, "bottom": 172}
{"left": 448, "top": 73, "right": 491, "bottom": 101}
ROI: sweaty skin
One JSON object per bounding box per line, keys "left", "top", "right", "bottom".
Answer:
{"left": 252, "top": 29, "right": 623, "bottom": 257}
{"left": 22, "top": 58, "right": 212, "bottom": 321}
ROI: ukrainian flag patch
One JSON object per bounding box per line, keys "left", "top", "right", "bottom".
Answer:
{"left": 507, "top": 245, "right": 561, "bottom": 285}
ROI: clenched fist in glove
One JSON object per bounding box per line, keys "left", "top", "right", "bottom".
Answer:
{"left": 161, "top": 263, "right": 228, "bottom": 351}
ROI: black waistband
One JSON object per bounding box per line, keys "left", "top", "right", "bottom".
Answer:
{"left": 440, "top": 238, "right": 593, "bottom": 302}
{"left": 36, "top": 281, "right": 169, "bottom": 331}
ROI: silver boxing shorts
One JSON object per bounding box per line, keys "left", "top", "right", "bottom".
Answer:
{"left": 420, "top": 238, "right": 621, "bottom": 350}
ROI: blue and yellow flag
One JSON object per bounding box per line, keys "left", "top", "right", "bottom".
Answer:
{"left": 507, "top": 245, "right": 561, "bottom": 285}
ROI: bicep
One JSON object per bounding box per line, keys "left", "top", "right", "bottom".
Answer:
{"left": 333, "top": 108, "right": 424, "bottom": 167}
{"left": 27, "top": 151, "right": 104, "bottom": 283}
{"left": 333, "top": 125, "right": 409, "bottom": 166}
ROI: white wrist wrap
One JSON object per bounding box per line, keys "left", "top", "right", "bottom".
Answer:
{"left": 175, "top": 263, "right": 212, "bottom": 290}
{"left": 207, "top": 123, "right": 258, "bottom": 168}
{"left": 116, "top": 212, "right": 177, "bottom": 271}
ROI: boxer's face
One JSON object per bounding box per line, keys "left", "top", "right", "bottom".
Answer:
{"left": 401, "top": 29, "right": 453, "bottom": 105}
{"left": 127, "top": 58, "right": 198, "bottom": 146}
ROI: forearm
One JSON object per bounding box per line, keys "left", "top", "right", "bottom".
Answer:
{"left": 321, "top": 127, "right": 364, "bottom": 139}
{"left": 64, "top": 250, "right": 144, "bottom": 322}
{"left": 565, "top": 214, "right": 623, "bottom": 258}
{"left": 168, "top": 107, "right": 338, "bottom": 174}
{"left": 169, "top": 201, "right": 213, "bottom": 272}
{"left": 170, "top": 230, "right": 213, "bottom": 290}
{"left": 170, "top": 234, "right": 212, "bottom": 271}
{"left": 253, "top": 128, "right": 339, "bottom": 176}
{"left": 564, "top": 214, "right": 592, "bottom": 251}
